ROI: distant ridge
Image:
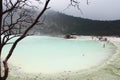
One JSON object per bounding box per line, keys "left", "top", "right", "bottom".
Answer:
{"left": 31, "top": 10, "right": 120, "bottom": 36}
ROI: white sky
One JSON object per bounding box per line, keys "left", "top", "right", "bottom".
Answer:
{"left": 11, "top": 0, "right": 120, "bottom": 20}
{"left": 48, "top": 0, "right": 120, "bottom": 20}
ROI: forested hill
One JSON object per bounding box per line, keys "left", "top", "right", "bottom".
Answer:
{"left": 33, "top": 10, "right": 120, "bottom": 36}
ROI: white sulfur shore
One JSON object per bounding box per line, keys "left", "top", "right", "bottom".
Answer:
{"left": 7, "top": 36, "right": 120, "bottom": 80}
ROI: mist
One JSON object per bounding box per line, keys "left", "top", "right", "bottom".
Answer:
{"left": 49, "top": 0, "right": 120, "bottom": 20}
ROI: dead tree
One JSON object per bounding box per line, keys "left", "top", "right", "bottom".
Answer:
{"left": 0, "top": 0, "right": 88, "bottom": 80}
{"left": 0, "top": 0, "right": 50, "bottom": 80}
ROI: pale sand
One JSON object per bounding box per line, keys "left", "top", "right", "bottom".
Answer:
{"left": 8, "top": 36, "right": 120, "bottom": 80}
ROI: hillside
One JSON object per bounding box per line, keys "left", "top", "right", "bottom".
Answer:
{"left": 31, "top": 10, "right": 120, "bottom": 36}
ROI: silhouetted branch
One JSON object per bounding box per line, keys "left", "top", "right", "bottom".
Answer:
{"left": 4, "top": 0, "right": 50, "bottom": 68}
{"left": 64, "top": 0, "right": 83, "bottom": 14}
{"left": 64, "top": 0, "right": 89, "bottom": 14}
{"left": 3, "top": 0, "right": 27, "bottom": 14}
{"left": 0, "top": 0, "right": 50, "bottom": 80}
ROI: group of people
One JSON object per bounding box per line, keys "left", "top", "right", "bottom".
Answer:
{"left": 64, "top": 34, "right": 108, "bottom": 48}
{"left": 64, "top": 34, "right": 108, "bottom": 42}
{"left": 93, "top": 36, "right": 109, "bottom": 48}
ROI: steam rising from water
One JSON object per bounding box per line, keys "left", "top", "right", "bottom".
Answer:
{"left": 2, "top": 36, "right": 115, "bottom": 74}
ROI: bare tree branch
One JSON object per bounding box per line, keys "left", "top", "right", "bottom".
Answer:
{"left": 0, "top": 0, "right": 88, "bottom": 80}
{"left": 3, "top": 0, "right": 27, "bottom": 14}
{"left": 0, "top": 0, "right": 51, "bottom": 80}
{"left": 63, "top": 0, "right": 83, "bottom": 14}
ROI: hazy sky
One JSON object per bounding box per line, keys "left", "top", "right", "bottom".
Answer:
{"left": 11, "top": 0, "right": 120, "bottom": 20}
{"left": 49, "top": 0, "right": 120, "bottom": 20}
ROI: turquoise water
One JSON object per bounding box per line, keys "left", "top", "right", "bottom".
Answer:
{"left": 2, "top": 36, "right": 115, "bottom": 74}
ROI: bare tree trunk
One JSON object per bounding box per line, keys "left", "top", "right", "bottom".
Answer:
{"left": 0, "top": 49, "right": 2, "bottom": 80}
{"left": 0, "top": 0, "right": 3, "bottom": 79}
{"left": 0, "top": 0, "right": 50, "bottom": 80}
{"left": 0, "top": 0, "right": 84, "bottom": 80}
